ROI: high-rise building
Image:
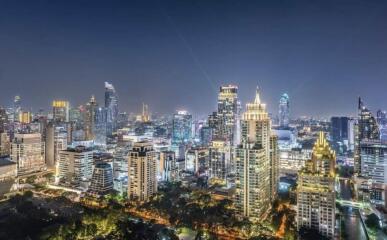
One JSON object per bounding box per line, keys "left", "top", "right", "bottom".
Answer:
{"left": 94, "top": 107, "right": 107, "bottom": 146}
{"left": 330, "top": 117, "right": 349, "bottom": 143}
{"left": 185, "top": 147, "right": 209, "bottom": 173}
{"left": 297, "top": 132, "right": 336, "bottom": 239}
{"left": 56, "top": 146, "right": 93, "bottom": 189}
{"left": 199, "top": 126, "right": 213, "bottom": 147}
{"left": 209, "top": 85, "right": 240, "bottom": 145}
{"left": 209, "top": 139, "right": 231, "bottom": 182}
{"left": 52, "top": 100, "right": 70, "bottom": 122}
{"left": 234, "top": 87, "right": 278, "bottom": 221}
{"left": 13, "top": 95, "right": 21, "bottom": 122}
{"left": 45, "top": 123, "right": 68, "bottom": 169}
{"left": 84, "top": 96, "right": 98, "bottom": 141}
{"left": 19, "top": 111, "right": 32, "bottom": 124}
{"left": 11, "top": 133, "right": 46, "bottom": 175}
{"left": 354, "top": 98, "right": 380, "bottom": 174}
{"left": 172, "top": 110, "right": 192, "bottom": 158}
{"left": 159, "top": 151, "right": 176, "bottom": 182}
{"left": 88, "top": 162, "right": 114, "bottom": 196}
{"left": 278, "top": 93, "right": 290, "bottom": 128}
{"left": 0, "top": 107, "right": 8, "bottom": 133}
{"left": 0, "top": 133, "right": 11, "bottom": 157}
{"left": 377, "top": 110, "right": 387, "bottom": 125}
{"left": 141, "top": 103, "right": 150, "bottom": 123}
{"left": 104, "top": 82, "right": 118, "bottom": 136}
{"left": 128, "top": 141, "right": 157, "bottom": 201}
{"left": 360, "top": 140, "right": 387, "bottom": 184}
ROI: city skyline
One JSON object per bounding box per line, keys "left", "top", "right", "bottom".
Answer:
{"left": 1, "top": 0, "right": 387, "bottom": 117}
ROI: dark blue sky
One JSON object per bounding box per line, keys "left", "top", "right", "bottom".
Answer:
{"left": 1, "top": 0, "right": 387, "bottom": 118}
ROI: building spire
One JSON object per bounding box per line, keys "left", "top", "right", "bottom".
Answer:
{"left": 254, "top": 86, "right": 261, "bottom": 104}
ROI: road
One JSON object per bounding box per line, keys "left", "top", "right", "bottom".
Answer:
{"left": 339, "top": 179, "right": 368, "bottom": 240}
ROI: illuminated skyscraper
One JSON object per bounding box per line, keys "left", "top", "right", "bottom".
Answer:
{"left": 11, "top": 133, "right": 46, "bottom": 175}
{"left": 209, "top": 139, "right": 231, "bottom": 183}
{"left": 13, "top": 95, "right": 21, "bottom": 122}
{"left": 0, "top": 107, "right": 8, "bottom": 133}
{"left": 278, "top": 93, "right": 290, "bottom": 128}
{"left": 84, "top": 96, "right": 98, "bottom": 141}
{"left": 297, "top": 132, "right": 336, "bottom": 239}
{"left": 209, "top": 85, "right": 240, "bottom": 145}
{"left": 354, "top": 98, "right": 380, "bottom": 174}
{"left": 19, "top": 111, "right": 32, "bottom": 124}
{"left": 94, "top": 107, "right": 107, "bottom": 146}
{"left": 52, "top": 100, "right": 70, "bottom": 122}
{"left": 234, "top": 87, "right": 278, "bottom": 221}
{"left": 104, "top": 82, "right": 118, "bottom": 136}
{"left": 45, "top": 123, "right": 68, "bottom": 169}
{"left": 128, "top": 141, "right": 157, "bottom": 201}
{"left": 159, "top": 151, "right": 176, "bottom": 182}
{"left": 172, "top": 110, "right": 192, "bottom": 158}
{"left": 141, "top": 103, "right": 150, "bottom": 123}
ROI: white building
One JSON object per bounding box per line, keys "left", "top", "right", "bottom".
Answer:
{"left": 56, "top": 146, "right": 93, "bottom": 190}
{"left": 128, "top": 141, "right": 157, "bottom": 201}
{"left": 11, "top": 133, "right": 46, "bottom": 175}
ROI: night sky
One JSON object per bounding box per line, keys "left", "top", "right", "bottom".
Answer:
{"left": 1, "top": 0, "right": 387, "bottom": 118}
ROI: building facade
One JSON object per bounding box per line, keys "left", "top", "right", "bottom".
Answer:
{"left": 128, "top": 141, "right": 157, "bottom": 201}
{"left": 297, "top": 132, "right": 336, "bottom": 239}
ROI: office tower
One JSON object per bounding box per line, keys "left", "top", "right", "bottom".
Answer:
{"left": 113, "top": 145, "right": 130, "bottom": 195}
{"left": 104, "top": 82, "right": 118, "bottom": 136}
{"left": 270, "top": 134, "right": 279, "bottom": 200}
{"left": 209, "top": 85, "right": 239, "bottom": 145}
{"left": 172, "top": 110, "right": 192, "bottom": 158}
{"left": 19, "top": 111, "right": 32, "bottom": 124}
{"left": 13, "top": 95, "right": 21, "bottom": 122}
{"left": 69, "top": 107, "right": 83, "bottom": 129}
{"left": 347, "top": 118, "right": 356, "bottom": 151}
{"left": 297, "top": 132, "right": 336, "bottom": 239}
{"left": 209, "top": 139, "right": 231, "bottom": 182}
{"left": 128, "top": 141, "right": 157, "bottom": 201}
{"left": 377, "top": 110, "right": 387, "bottom": 125}
{"left": 354, "top": 98, "right": 380, "bottom": 174}
{"left": 0, "top": 107, "right": 8, "bottom": 133}
{"left": 45, "top": 123, "right": 68, "bottom": 169}
{"left": 52, "top": 100, "right": 70, "bottom": 122}
{"left": 330, "top": 117, "right": 349, "bottom": 142}
{"left": 200, "top": 126, "right": 213, "bottom": 147}
{"left": 159, "top": 151, "right": 176, "bottom": 182}
{"left": 0, "top": 133, "right": 11, "bottom": 156}
{"left": 360, "top": 141, "right": 387, "bottom": 184}
{"left": 185, "top": 147, "right": 209, "bottom": 173}
{"left": 141, "top": 103, "right": 150, "bottom": 122}
{"left": 234, "top": 87, "right": 277, "bottom": 221}
{"left": 11, "top": 133, "right": 46, "bottom": 175}
{"left": 88, "top": 162, "right": 114, "bottom": 195}
{"left": 278, "top": 93, "right": 290, "bottom": 128}
{"left": 84, "top": 96, "right": 98, "bottom": 141}
{"left": 94, "top": 107, "right": 107, "bottom": 146}
{"left": 57, "top": 146, "right": 93, "bottom": 189}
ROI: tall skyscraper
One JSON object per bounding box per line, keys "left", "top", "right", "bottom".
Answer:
{"left": 297, "top": 132, "right": 336, "bottom": 239}
{"left": 52, "top": 100, "right": 70, "bottom": 122}
{"left": 209, "top": 139, "right": 231, "bottom": 182}
{"left": 278, "top": 93, "right": 290, "bottom": 128}
{"left": 11, "top": 133, "right": 46, "bottom": 175}
{"left": 377, "top": 109, "right": 387, "bottom": 125}
{"left": 172, "top": 110, "right": 192, "bottom": 158}
{"left": 141, "top": 103, "right": 150, "bottom": 123}
{"left": 56, "top": 146, "right": 93, "bottom": 189}
{"left": 234, "top": 87, "right": 278, "bottom": 221}
{"left": 0, "top": 107, "right": 8, "bottom": 133}
{"left": 360, "top": 141, "right": 387, "bottom": 184}
{"left": 128, "top": 141, "right": 157, "bottom": 201}
{"left": 209, "top": 85, "right": 240, "bottom": 145}
{"left": 94, "top": 107, "right": 107, "bottom": 146}
{"left": 330, "top": 117, "right": 349, "bottom": 143}
{"left": 104, "top": 82, "right": 118, "bottom": 136}
{"left": 354, "top": 98, "right": 380, "bottom": 174}
{"left": 84, "top": 96, "right": 98, "bottom": 141}
{"left": 13, "top": 95, "right": 21, "bottom": 122}
{"left": 159, "top": 151, "right": 176, "bottom": 182}
{"left": 45, "top": 123, "right": 68, "bottom": 169}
